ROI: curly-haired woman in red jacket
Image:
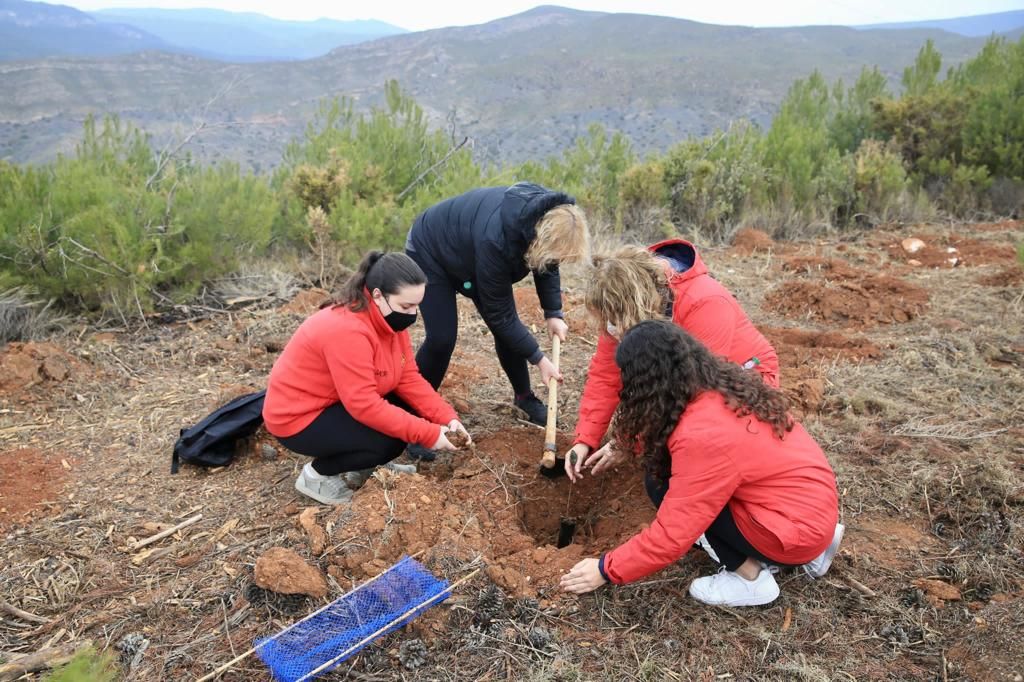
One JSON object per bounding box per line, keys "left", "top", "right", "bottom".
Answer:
{"left": 560, "top": 321, "right": 842, "bottom": 607}
{"left": 565, "top": 240, "right": 779, "bottom": 479}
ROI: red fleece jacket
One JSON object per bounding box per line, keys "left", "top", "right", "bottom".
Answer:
{"left": 263, "top": 299, "right": 457, "bottom": 447}
{"left": 574, "top": 239, "right": 779, "bottom": 449}
{"left": 602, "top": 392, "right": 839, "bottom": 584}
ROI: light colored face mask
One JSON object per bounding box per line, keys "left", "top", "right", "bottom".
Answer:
{"left": 606, "top": 323, "right": 620, "bottom": 339}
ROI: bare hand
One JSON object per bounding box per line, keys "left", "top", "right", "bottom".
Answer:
{"left": 446, "top": 420, "right": 472, "bottom": 447}
{"left": 564, "top": 443, "right": 591, "bottom": 482}
{"left": 546, "top": 316, "right": 569, "bottom": 342}
{"left": 560, "top": 558, "right": 607, "bottom": 594}
{"left": 538, "top": 356, "right": 563, "bottom": 388}
{"left": 431, "top": 428, "right": 456, "bottom": 451}
{"left": 587, "top": 441, "right": 627, "bottom": 476}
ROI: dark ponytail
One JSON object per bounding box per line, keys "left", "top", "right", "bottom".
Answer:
{"left": 331, "top": 250, "right": 427, "bottom": 311}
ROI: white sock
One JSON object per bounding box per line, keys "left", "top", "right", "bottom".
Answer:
{"left": 303, "top": 462, "right": 326, "bottom": 480}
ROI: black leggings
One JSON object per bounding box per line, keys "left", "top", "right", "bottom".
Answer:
{"left": 277, "top": 398, "right": 408, "bottom": 476}
{"left": 413, "top": 271, "right": 531, "bottom": 397}
{"left": 645, "top": 474, "right": 772, "bottom": 572}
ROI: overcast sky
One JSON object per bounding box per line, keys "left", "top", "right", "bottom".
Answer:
{"left": 63, "top": 0, "right": 1024, "bottom": 30}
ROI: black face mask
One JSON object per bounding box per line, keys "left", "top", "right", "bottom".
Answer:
{"left": 382, "top": 296, "right": 417, "bottom": 332}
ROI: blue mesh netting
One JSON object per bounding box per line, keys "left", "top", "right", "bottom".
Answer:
{"left": 254, "top": 556, "right": 450, "bottom": 682}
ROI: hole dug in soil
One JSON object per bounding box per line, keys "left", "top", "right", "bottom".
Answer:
{"left": 327, "top": 427, "right": 654, "bottom": 598}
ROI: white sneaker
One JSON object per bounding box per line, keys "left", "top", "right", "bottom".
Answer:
{"left": 689, "top": 567, "right": 781, "bottom": 607}
{"left": 803, "top": 523, "right": 845, "bottom": 579}
{"left": 696, "top": 533, "right": 720, "bottom": 563}
{"left": 295, "top": 464, "right": 353, "bottom": 505}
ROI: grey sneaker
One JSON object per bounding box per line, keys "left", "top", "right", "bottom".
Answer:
{"left": 344, "top": 461, "right": 417, "bottom": 489}
{"left": 383, "top": 461, "right": 417, "bottom": 474}
{"left": 803, "top": 523, "right": 845, "bottom": 579}
{"left": 295, "top": 465, "right": 353, "bottom": 505}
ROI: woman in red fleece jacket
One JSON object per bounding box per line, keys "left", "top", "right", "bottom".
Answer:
{"left": 264, "top": 251, "right": 471, "bottom": 505}
{"left": 565, "top": 240, "right": 779, "bottom": 479}
{"left": 560, "top": 321, "right": 841, "bottom": 607}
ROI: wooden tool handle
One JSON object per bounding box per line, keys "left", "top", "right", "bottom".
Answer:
{"left": 540, "top": 336, "right": 561, "bottom": 468}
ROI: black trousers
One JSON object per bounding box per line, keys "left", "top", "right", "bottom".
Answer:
{"left": 645, "top": 474, "right": 772, "bottom": 572}
{"left": 277, "top": 397, "right": 408, "bottom": 476}
{"left": 411, "top": 265, "right": 532, "bottom": 397}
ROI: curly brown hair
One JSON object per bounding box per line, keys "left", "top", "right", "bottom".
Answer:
{"left": 612, "top": 320, "right": 793, "bottom": 483}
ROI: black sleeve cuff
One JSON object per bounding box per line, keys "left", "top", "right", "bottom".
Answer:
{"left": 543, "top": 309, "right": 564, "bottom": 320}
{"left": 598, "top": 553, "right": 611, "bottom": 583}
{"left": 528, "top": 349, "right": 544, "bottom": 365}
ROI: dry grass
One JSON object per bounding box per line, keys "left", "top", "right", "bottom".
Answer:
{"left": 1, "top": 219, "right": 1022, "bottom": 680}
{"left": 0, "top": 288, "right": 67, "bottom": 344}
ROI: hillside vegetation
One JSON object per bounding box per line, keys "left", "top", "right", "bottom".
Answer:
{"left": 1, "top": 35, "right": 1021, "bottom": 322}
{"left": 0, "top": 6, "right": 1004, "bottom": 169}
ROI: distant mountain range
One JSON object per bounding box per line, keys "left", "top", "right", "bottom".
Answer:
{"left": 0, "top": 0, "right": 407, "bottom": 61}
{"left": 857, "top": 10, "right": 1024, "bottom": 37}
{"left": 0, "top": 0, "right": 168, "bottom": 59}
{"left": 0, "top": 5, "right": 1020, "bottom": 171}
{"left": 90, "top": 8, "right": 407, "bottom": 61}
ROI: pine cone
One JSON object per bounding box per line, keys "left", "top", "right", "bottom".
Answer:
{"left": 398, "top": 638, "right": 429, "bottom": 670}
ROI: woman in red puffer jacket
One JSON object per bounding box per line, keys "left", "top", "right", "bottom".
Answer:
{"left": 560, "top": 321, "right": 842, "bottom": 607}
{"left": 566, "top": 240, "right": 779, "bottom": 479}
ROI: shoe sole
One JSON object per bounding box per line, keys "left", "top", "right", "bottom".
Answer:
{"left": 688, "top": 583, "right": 781, "bottom": 607}
{"left": 295, "top": 477, "right": 352, "bottom": 506}
{"left": 804, "top": 523, "right": 845, "bottom": 579}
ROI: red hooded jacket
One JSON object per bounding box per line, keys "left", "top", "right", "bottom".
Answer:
{"left": 602, "top": 391, "right": 839, "bottom": 584}
{"left": 263, "top": 298, "right": 457, "bottom": 447}
{"left": 574, "top": 239, "right": 779, "bottom": 449}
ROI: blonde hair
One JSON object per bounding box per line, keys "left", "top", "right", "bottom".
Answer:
{"left": 524, "top": 204, "right": 591, "bottom": 271}
{"left": 585, "top": 244, "right": 668, "bottom": 332}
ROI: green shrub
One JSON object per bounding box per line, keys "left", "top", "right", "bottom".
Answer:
{"left": 762, "top": 72, "right": 857, "bottom": 227}
{"left": 514, "top": 123, "right": 635, "bottom": 224}
{"left": 663, "top": 121, "right": 766, "bottom": 241}
{"left": 852, "top": 139, "right": 911, "bottom": 222}
{"left": 42, "top": 647, "right": 118, "bottom": 682}
{"left": 277, "top": 80, "right": 484, "bottom": 260}
{"left": 616, "top": 160, "right": 674, "bottom": 240}
{"left": 0, "top": 116, "right": 277, "bottom": 314}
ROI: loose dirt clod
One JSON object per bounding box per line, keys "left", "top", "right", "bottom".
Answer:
{"left": 731, "top": 228, "right": 775, "bottom": 254}
{"left": 254, "top": 547, "right": 328, "bottom": 598}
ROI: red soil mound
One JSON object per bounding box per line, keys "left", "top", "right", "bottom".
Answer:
{"left": 765, "top": 276, "right": 929, "bottom": 328}
{"left": 329, "top": 427, "right": 654, "bottom": 597}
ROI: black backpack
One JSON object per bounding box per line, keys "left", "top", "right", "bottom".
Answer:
{"left": 171, "top": 390, "right": 267, "bottom": 473}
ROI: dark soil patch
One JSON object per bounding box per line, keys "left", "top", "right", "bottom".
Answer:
{"left": 765, "top": 276, "right": 929, "bottom": 328}
{"left": 731, "top": 227, "right": 774, "bottom": 254}
{"left": 886, "top": 234, "right": 1018, "bottom": 268}
{"left": 0, "top": 448, "right": 69, "bottom": 529}
{"left": 781, "top": 255, "right": 862, "bottom": 279}
{"left": 513, "top": 287, "right": 547, "bottom": 328}
{"left": 976, "top": 265, "right": 1024, "bottom": 287}
{"left": 780, "top": 366, "right": 827, "bottom": 417}
{"left": 843, "top": 514, "right": 940, "bottom": 571}
{"left": 764, "top": 326, "right": 884, "bottom": 366}
{"left": 280, "top": 287, "right": 330, "bottom": 315}
{"left": 0, "top": 342, "right": 77, "bottom": 395}
{"left": 332, "top": 426, "right": 653, "bottom": 598}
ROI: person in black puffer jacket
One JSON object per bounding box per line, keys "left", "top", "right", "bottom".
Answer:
{"left": 405, "top": 183, "right": 590, "bottom": 458}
